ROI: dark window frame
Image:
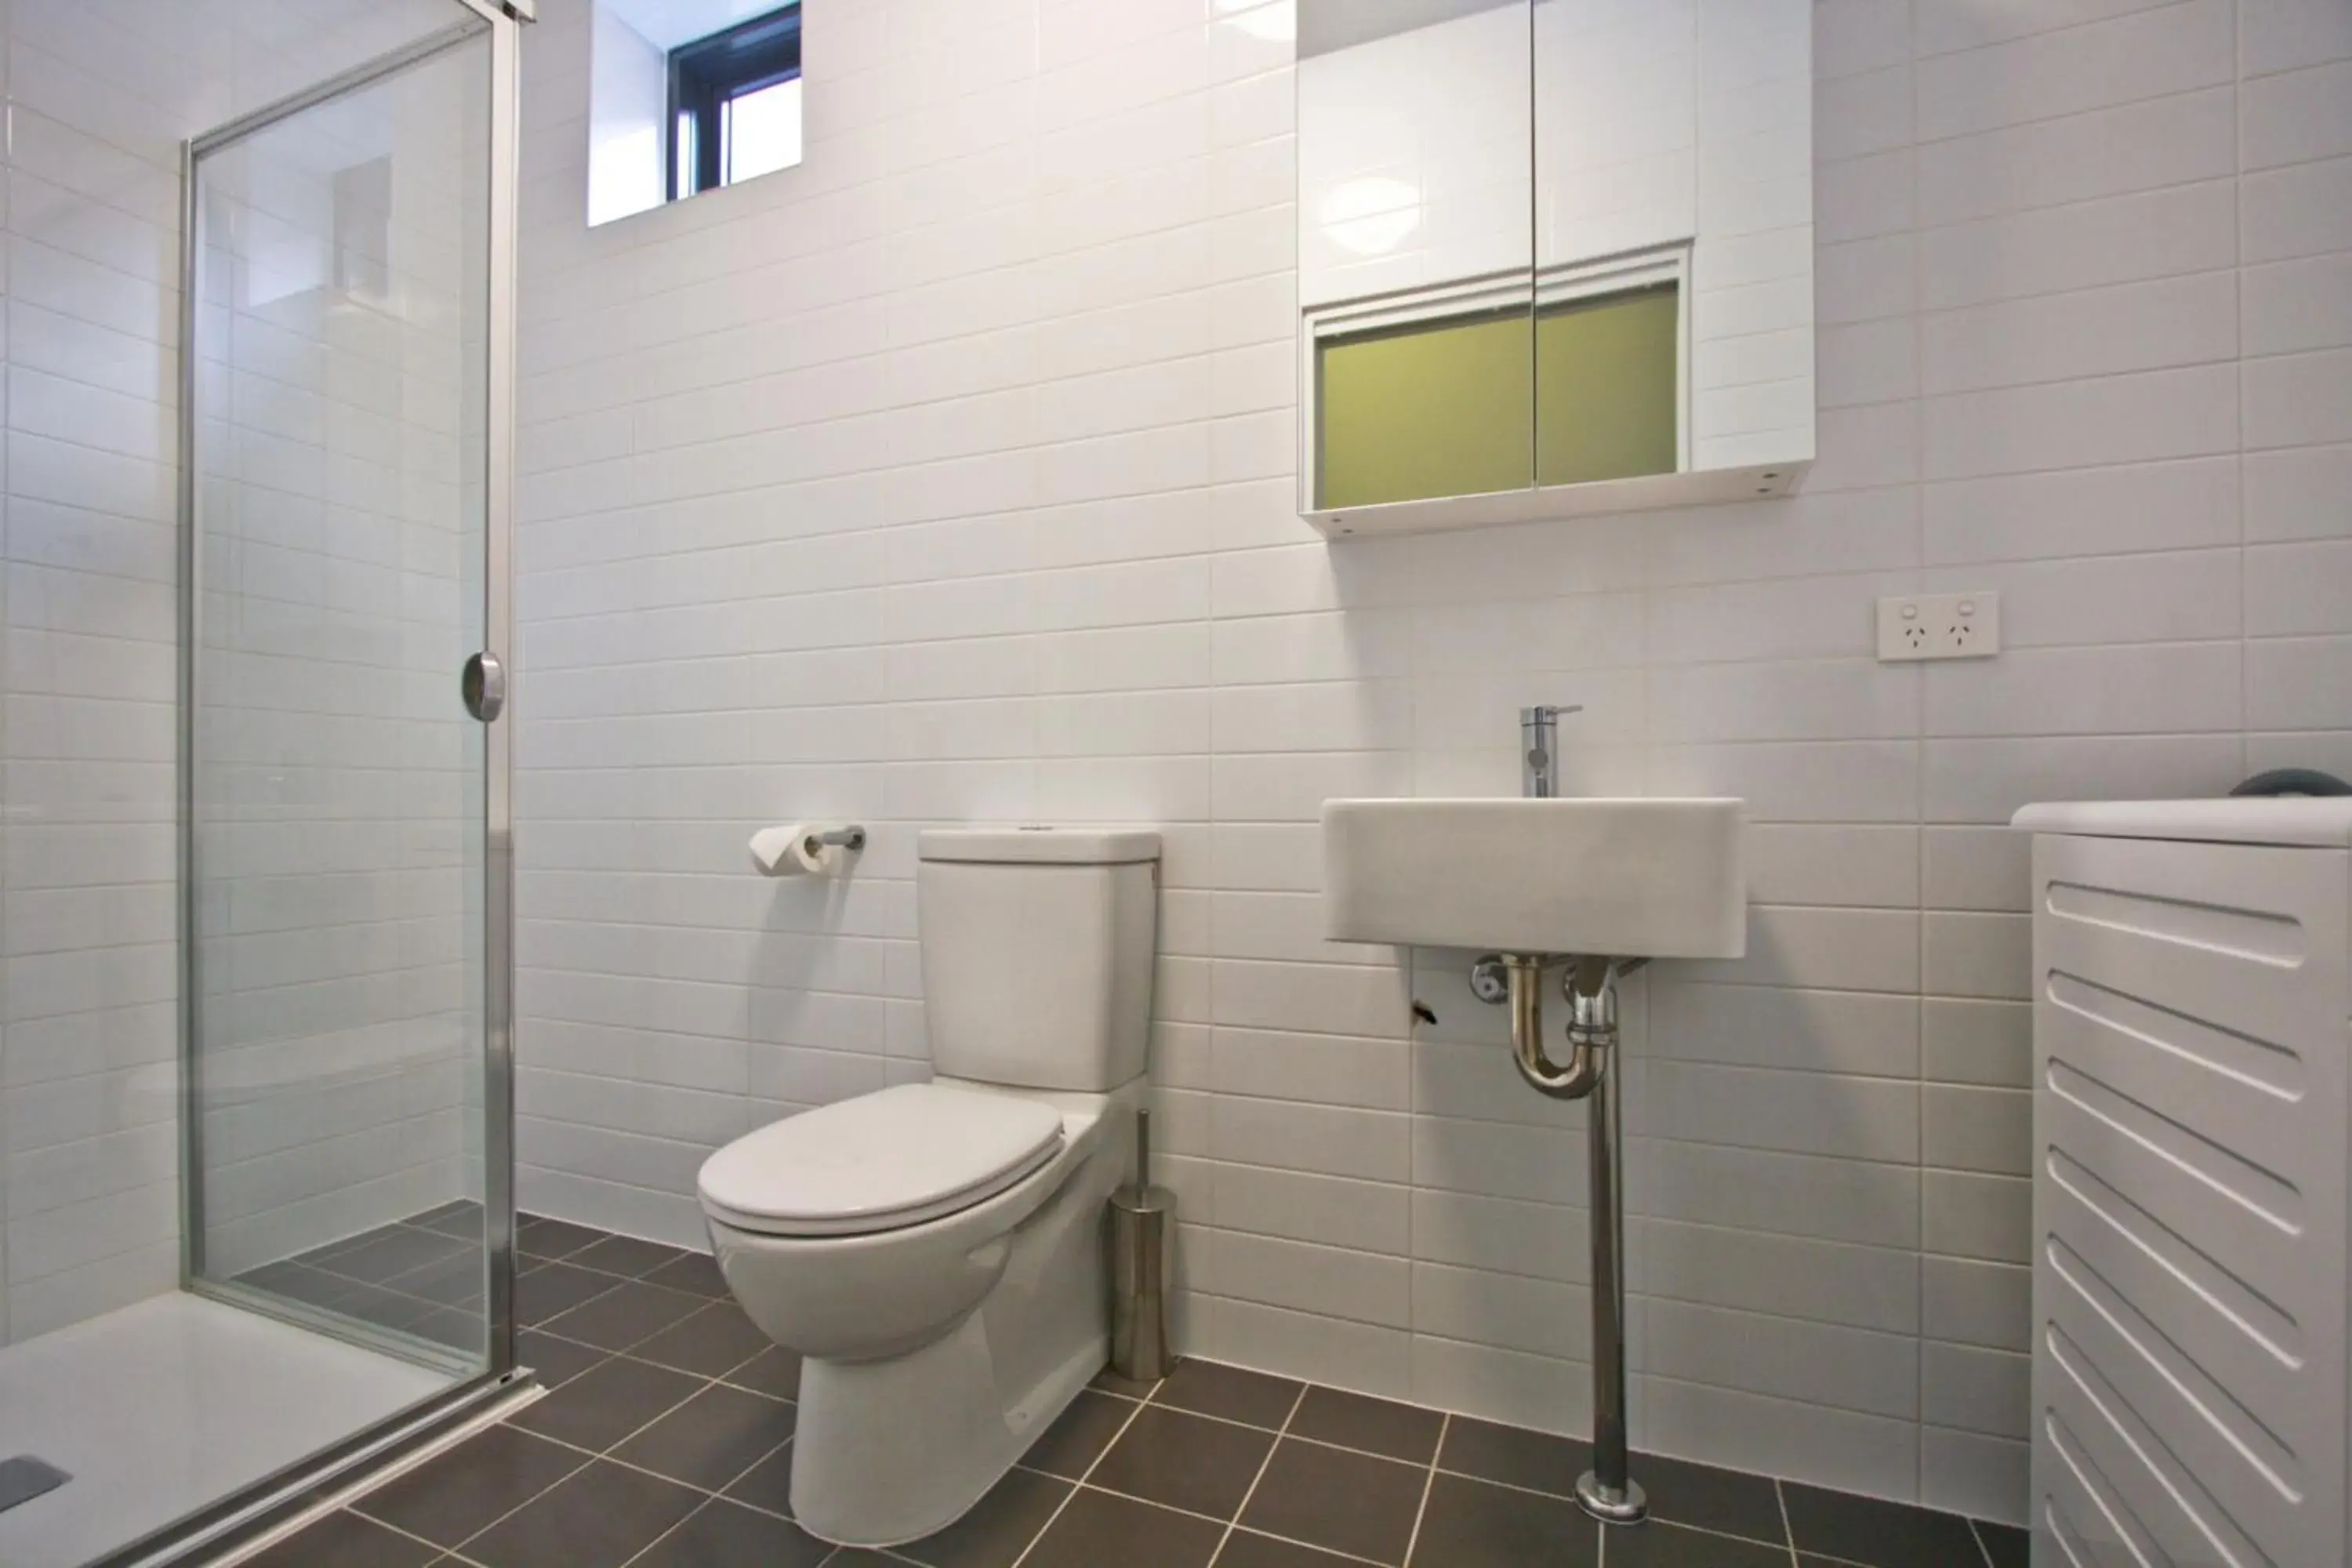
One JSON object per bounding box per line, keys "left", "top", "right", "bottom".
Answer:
{"left": 667, "top": 5, "right": 802, "bottom": 201}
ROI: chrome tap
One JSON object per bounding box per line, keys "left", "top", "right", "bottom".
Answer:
{"left": 1519, "top": 704, "right": 1582, "bottom": 798}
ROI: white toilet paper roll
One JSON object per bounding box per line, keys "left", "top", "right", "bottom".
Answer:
{"left": 749, "top": 823, "right": 836, "bottom": 877}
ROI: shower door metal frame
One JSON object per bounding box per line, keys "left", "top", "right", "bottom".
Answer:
{"left": 176, "top": 0, "right": 525, "bottom": 1392}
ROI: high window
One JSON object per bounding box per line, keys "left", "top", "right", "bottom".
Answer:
{"left": 586, "top": 0, "right": 804, "bottom": 227}
{"left": 668, "top": 8, "right": 803, "bottom": 199}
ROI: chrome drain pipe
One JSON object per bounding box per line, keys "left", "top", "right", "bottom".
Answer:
{"left": 1468, "top": 952, "right": 1648, "bottom": 1526}
{"left": 1569, "top": 956, "right": 1644, "bottom": 1524}
{"left": 1498, "top": 954, "right": 1600, "bottom": 1099}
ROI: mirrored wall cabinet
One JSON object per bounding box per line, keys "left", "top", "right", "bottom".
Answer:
{"left": 1298, "top": 0, "right": 1814, "bottom": 538}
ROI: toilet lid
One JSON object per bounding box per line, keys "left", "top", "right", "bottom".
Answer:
{"left": 698, "top": 1083, "right": 1066, "bottom": 1237}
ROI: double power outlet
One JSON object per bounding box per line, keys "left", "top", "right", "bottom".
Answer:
{"left": 1876, "top": 591, "right": 2001, "bottom": 662}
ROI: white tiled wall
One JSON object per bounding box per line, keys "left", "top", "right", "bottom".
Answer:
{"left": 510, "top": 0, "right": 2352, "bottom": 1523}
{"left": 0, "top": 0, "right": 477, "bottom": 1341}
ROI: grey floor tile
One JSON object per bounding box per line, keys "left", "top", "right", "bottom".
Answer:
{"left": 407, "top": 1306, "right": 488, "bottom": 1355}
{"left": 515, "top": 1262, "right": 622, "bottom": 1326}
{"left": 643, "top": 1250, "right": 730, "bottom": 1298}
{"left": 1151, "top": 1360, "right": 1303, "bottom": 1429}
{"left": 506, "top": 1356, "right": 705, "bottom": 1453}
{"left": 461, "top": 1459, "right": 702, "bottom": 1568}
{"left": 1087, "top": 1405, "right": 1273, "bottom": 1522}
{"left": 322, "top": 1227, "right": 471, "bottom": 1285}
{"left": 383, "top": 1250, "right": 486, "bottom": 1309}
{"left": 1436, "top": 1415, "right": 1593, "bottom": 1498}
{"left": 612, "top": 1384, "right": 797, "bottom": 1491}
{"left": 543, "top": 1280, "right": 708, "bottom": 1352}
{"left": 306, "top": 1224, "right": 411, "bottom": 1268}
{"left": 1632, "top": 1452, "right": 1788, "bottom": 1546}
{"left": 1783, "top": 1483, "right": 1984, "bottom": 1567}
{"left": 1239, "top": 1439, "right": 1427, "bottom": 1565}
{"left": 632, "top": 1497, "right": 833, "bottom": 1567}
{"left": 1020, "top": 1390, "right": 1137, "bottom": 1479}
{"left": 1022, "top": 1487, "right": 1222, "bottom": 1568}
{"left": 1216, "top": 1531, "right": 1368, "bottom": 1567}
{"left": 331, "top": 1283, "right": 441, "bottom": 1338}
{"left": 517, "top": 1329, "right": 609, "bottom": 1391}
{"left": 722, "top": 1343, "right": 803, "bottom": 1399}
{"left": 1976, "top": 1519, "right": 2028, "bottom": 1568}
{"left": 517, "top": 1216, "right": 609, "bottom": 1261}
{"left": 242, "top": 1261, "right": 365, "bottom": 1313}
{"left": 894, "top": 1465, "right": 1071, "bottom": 1568}
{"left": 1606, "top": 1519, "right": 1792, "bottom": 1567}
{"left": 241, "top": 1347, "right": 2017, "bottom": 1568}
{"left": 354, "top": 1425, "right": 586, "bottom": 1548}
{"left": 720, "top": 1443, "right": 793, "bottom": 1516}
{"left": 1284, "top": 1387, "right": 1443, "bottom": 1465}
{"left": 245, "top": 1510, "right": 440, "bottom": 1568}
{"left": 1409, "top": 1473, "right": 1597, "bottom": 1568}
{"left": 413, "top": 1201, "right": 486, "bottom": 1241}
{"left": 567, "top": 1234, "right": 688, "bottom": 1279}
{"left": 630, "top": 1299, "right": 772, "bottom": 1377}
{"left": 1089, "top": 1365, "right": 1161, "bottom": 1399}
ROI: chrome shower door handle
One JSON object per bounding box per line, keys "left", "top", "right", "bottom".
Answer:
{"left": 462, "top": 651, "right": 506, "bottom": 721}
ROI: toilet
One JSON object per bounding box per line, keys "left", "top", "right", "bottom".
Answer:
{"left": 697, "top": 827, "right": 1158, "bottom": 1548}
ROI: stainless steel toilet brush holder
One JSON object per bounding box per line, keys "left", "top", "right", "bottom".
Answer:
{"left": 1109, "top": 1109, "right": 1174, "bottom": 1383}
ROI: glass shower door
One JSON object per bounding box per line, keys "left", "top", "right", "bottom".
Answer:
{"left": 183, "top": 14, "right": 503, "bottom": 1374}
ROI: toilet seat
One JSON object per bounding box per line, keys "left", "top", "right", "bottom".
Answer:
{"left": 699, "top": 1083, "right": 1066, "bottom": 1238}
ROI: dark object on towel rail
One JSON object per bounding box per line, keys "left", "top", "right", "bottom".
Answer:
{"left": 2230, "top": 768, "right": 2352, "bottom": 797}
{"left": 0, "top": 1455, "right": 71, "bottom": 1514}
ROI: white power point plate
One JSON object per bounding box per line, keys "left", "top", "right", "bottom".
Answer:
{"left": 1877, "top": 591, "right": 2001, "bottom": 661}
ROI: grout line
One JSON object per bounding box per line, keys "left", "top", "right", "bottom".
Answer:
{"left": 1398, "top": 1413, "right": 1446, "bottom": 1568}
{"left": 1204, "top": 1383, "right": 1307, "bottom": 1566}
{"left": 613, "top": 1432, "right": 800, "bottom": 1568}
{"left": 1064, "top": 1399, "right": 1421, "bottom": 1469}
{"left": 1069, "top": 1474, "right": 1395, "bottom": 1566}
{"left": 610, "top": 1497, "right": 718, "bottom": 1568}
{"left": 349, "top": 1430, "right": 596, "bottom": 1551}
{"left": 443, "top": 1338, "right": 742, "bottom": 1558}
{"left": 1777, "top": 1477, "right": 1799, "bottom": 1568}
{"left": 1006, "top": 1382, "right": 1158, "bottom": 1568}
{"left": 1968, "top": 1515, "right": 2000, "bottom": 1568}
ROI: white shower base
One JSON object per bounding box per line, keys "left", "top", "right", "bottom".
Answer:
{"left": 0, "top": 1293, "right": 448, "bottom": 1568}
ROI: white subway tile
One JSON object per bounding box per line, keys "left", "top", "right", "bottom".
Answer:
{"left": 1915, "top": 1, "right": 2232, "bottom": 143}
{"left": 2242, "top": 58, "right": 2352, "bottom": 169}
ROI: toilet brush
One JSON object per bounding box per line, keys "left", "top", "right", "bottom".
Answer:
{"left": 1109, "top": 1108, "right": 1174, "bottom": 1382}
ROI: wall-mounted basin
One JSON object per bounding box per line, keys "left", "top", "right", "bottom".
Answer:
{"left": 1321, "top": 797, "right": 1747, "bottom": 958}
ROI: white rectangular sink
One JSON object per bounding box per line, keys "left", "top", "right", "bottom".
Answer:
{"left": 1322, "top": 797, "right": 1747, "bottom": 959}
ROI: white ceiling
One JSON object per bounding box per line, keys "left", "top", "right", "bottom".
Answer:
{"left": 1298, "top": 0, "right": 1519, "bottom": 60}
{"left": 599, "top": 0, "right": 790, "bottom": 53}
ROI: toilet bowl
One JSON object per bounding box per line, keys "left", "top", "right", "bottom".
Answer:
{"left": 698, "top": 828, "right": 1159, "bottom": 1548}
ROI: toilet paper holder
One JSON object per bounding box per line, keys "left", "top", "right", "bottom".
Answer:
{"left": 749, "top": 822, "right": 868, "bottom": 877}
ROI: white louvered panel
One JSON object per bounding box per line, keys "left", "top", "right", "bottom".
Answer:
{"left": 2029, "top": 829, "right": 2350, "bottom": 1568}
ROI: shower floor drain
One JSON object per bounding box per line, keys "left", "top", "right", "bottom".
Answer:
{"left": 0, "top": 1456, "right": 71, "bottom": 1513}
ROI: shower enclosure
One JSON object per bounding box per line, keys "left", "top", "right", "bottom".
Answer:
{"left": 0, "top": 2, "right": 526, "bottom": 1564}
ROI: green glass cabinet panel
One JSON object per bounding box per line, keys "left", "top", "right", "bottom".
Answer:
{"left": 1536, "top": 282, "right": 1679, "bottom": 487}
{"left": 1316, "top": 307, "right": 1534, "bottom": 510}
